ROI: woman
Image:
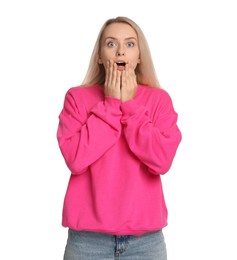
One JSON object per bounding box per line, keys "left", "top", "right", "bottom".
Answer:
{"left": 57, "top": 16, "right": 182, "bottom": 260}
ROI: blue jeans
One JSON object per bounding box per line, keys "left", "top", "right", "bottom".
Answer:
{"left": 63, "top": 229, "right": 167, "bottom": 260}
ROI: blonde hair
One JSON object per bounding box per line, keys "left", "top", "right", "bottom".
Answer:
{"left": 81, "top": 16, "right": 161, "bottom": 88}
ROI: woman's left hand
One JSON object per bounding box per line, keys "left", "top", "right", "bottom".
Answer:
{"left": 121, "top": 62, "right": 137, "bottom": 103}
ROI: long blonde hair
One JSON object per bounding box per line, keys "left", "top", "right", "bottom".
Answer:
{"left": 81, "top": 16, "right": 161, "bottom": 88}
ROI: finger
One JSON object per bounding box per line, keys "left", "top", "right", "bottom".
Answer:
{"left": 116, "top": 70, "right": 122, "bottom": 88}
{"left": 108, "top": 59, "right": 114, "bottom": 86}
{"left": 128, "top": 62, "right": 137, "bottom": 86}
{"left": 104, "top": 60, "right": 110, "bottom": 87}
{"left": 111, "top": 62, "right": 118, "bottom": 86}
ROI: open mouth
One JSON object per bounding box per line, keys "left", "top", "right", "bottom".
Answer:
{"left": 116, "top": 62, "right": 126, "bottom": 67}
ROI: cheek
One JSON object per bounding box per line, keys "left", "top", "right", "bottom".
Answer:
{"left": 132, "top": 56, "right": 141, "bottom": 65}
{"left": 130, "top": 50, "right": 140, "bottom": 62}
{"left": 101, "top": 48, "right": 115, "bottom": 59}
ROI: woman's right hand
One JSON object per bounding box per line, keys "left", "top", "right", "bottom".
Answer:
{"left": 104, "top": 60, "right": 121, "bottom": 99}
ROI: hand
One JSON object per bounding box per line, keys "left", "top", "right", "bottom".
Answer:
{"left": 121, "top": 62, "right": 137, "bottom": 103}
{"left": 104, "top": 60, "right": 121, "bottom": 100}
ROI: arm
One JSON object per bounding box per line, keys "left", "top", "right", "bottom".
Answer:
{"left": 57, "top": 88, "right": 122, "bottom": 174}
{"left": 120, "top": 91, "right": 182, "bottom": 175}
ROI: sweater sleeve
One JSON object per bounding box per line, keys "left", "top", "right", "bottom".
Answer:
{"left": 120, "top": 91, "right": 182, "bottom": 175}
{"left": 57, "top": 89, "right": 122, "bottom": 174}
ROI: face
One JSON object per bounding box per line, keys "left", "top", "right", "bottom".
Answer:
{"left": 99, "top": 23, "right": 140, "bottom": 70}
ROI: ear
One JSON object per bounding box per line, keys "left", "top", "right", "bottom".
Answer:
{"left": 98, "top": 58, "right": 103, "bottom": 64}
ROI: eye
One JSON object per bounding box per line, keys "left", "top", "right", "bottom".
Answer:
{"left": 126, "top": 42, "right": 135, "bottom": 47}
{"left": 107, "top": 41, "right": 117, "bottom": 48}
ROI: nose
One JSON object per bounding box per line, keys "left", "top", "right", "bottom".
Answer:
{"left": 117, "top": 44, "right": 125, "bottom": 56}
{"left": 117, "top": 51, "right": 125, "bottom": 56}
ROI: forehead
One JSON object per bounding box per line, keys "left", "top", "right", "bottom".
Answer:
{"left": 102, "top": 23, "right": 138, "bottom": 40}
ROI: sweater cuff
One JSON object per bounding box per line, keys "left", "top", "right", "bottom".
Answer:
{"left": 104, "top": 96, "right": 122, "bottom": 110}
{"left": 121, "top": 99, "right": 147, "bottom": 124}
{"left": 121, "top": 99, "right": 140, "bottom": 116}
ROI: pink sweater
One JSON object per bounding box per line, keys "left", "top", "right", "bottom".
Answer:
{"left": 57, "top": 84, "right": 181, "bottom": 236}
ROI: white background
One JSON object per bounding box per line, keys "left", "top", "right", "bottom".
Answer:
{"left": 0, "top": 0, "right": 236, "bottom": 259}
